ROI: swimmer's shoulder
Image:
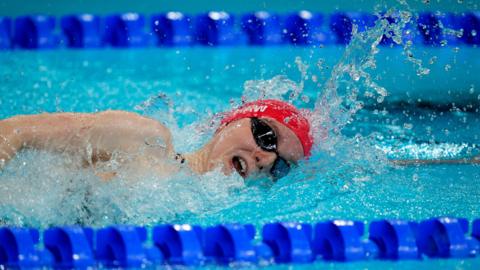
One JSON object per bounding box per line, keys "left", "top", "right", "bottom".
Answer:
{"left": 94, "top": 110, "right": 173, "bottom": 141}
{"left": 95, "top": 110, "right": 169, "bottom": 128}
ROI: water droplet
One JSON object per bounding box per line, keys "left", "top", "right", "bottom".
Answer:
{"left": 429, "top": 56, "right": 437, "bottom": 64}
{"left": 412, "top": 174, "right": 419, "bottom": 181}
{"left": 472, "top": 30, "right": 477, "bottom": 37}
{"left": 417, "top": 67, "right": 430, "bottom": 76}
{"left": 301, "top": 95, "right": 310, "bottom": 103}
{"left": 352, "top": 73, "right": 361, "bottom": 81}
{"left": 456, "top": 29, "right": 464, "bottom": 38}
{"left": 404, "top": 123, "right": 413, "bottom": 129}
{"left": 444, "top": 64, "right": 451, "bottom": 71}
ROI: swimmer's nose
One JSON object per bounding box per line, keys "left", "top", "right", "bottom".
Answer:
{"left": 253, "top": 149, "right": 277, "bottom": 172}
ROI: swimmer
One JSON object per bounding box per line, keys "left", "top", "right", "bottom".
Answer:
{"left": 0, "top": 99, "right": 478, "bottom": 181}
{"left": 0, "top": 99, "right": 311, "bottom": 181}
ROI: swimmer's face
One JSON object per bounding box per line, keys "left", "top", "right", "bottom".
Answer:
{"left": 208, "top": 117, "right": 304, "bottom": 179}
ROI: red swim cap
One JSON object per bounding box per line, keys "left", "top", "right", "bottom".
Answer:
{"left": 219, "top": 99, "right": 313, "bottom": 157}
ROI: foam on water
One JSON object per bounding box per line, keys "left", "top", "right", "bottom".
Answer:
{"left": 0, "top": 149, "right": 248, "bottom": 227}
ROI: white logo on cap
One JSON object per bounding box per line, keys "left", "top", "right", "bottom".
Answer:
{"left": 238, "top": 105, "right": 268, "bottom": 114}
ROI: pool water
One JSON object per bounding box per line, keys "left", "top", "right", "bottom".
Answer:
{"left": 1, "top": 19, "right": 480, "bottom": 270}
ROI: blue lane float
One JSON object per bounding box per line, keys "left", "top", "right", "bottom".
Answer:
{"left": 204, "top": 224, "right": 259, "bottom": 263}
{"left": 151, "top": 12, "right": 193, "bottom": 46}
{"left": 195, "top": 11, "right": 243, "bottom": 46}
{"left": 377, "top": 12, "right": 421, "bottom": 46}
{"left": 0, "top": 17, "right": 12, "bottom": 49}
{"left": 152, "top": 224, "right": 203, "bottom": 265}
{"left": 104, "top": 13, "right": 149, "bottom": 48}
{"left": 437, "top": 12, "right": 463, "bottom": 45}
{"left": 61, "top": 14, "right": 103, "bottom": 48}
{"left": 3, "top": 217, "right": 480, "bottom": 267}
{"left": 0, "top": 227, "right": 53, "bottom": 268}
{"left": 459, "top": 12, "right": 480, "bottom": 45}
{"left": 262, "top": 222, "right": 313, "bottom": 263}
{"left": 330, "top": 12, "right": 376, "bottom": 44}
{"left": 13, "top": 15, "right": 58, "bottom": 49}
{"left": 368, "top": 219, "right": 419, "bottom": 260}
{"left": 43, "top": 227, "right": 95, "bottom": 268}
{"left": 96, "top": 226, "right": 162, "bottom": 267}
{"left": 4, "top": 10, "right": 479, "bottom": 50}
{"left": 283, "top": 11, "right": 330, "bottom": 45}
{"left": 241, "top": 11, "right": 283, "bottom": 45}
{"left": 312, "top": 220, "right": 378, "bottom": 261}
{"left": 414, "top": 217, "right": 480, "bottom": 258}
{"left": 417, "top": 12, "right": 444, "bottom": 46}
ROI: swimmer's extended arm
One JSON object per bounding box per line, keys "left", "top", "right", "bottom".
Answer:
{"left": 392, "top": 155, "right": 480, "bottom": 166}
{"left": 0, "top": 111, "right": 174, "bottom": 170}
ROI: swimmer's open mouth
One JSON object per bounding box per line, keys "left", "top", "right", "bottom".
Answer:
{"left": 232, "top": 156, "right": 248, "bottom": 178}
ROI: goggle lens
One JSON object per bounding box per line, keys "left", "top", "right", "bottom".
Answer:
{"left": 251, "top": 117, "right": 291, "bottom": 180}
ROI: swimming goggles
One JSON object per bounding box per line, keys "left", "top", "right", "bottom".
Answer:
{"left": 250, "top": 117, "right": 291, "bottom": 180}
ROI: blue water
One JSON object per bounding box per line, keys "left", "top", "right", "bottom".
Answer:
{"left": 2, "top": 10, "right": 480, "bottom": 268}
{"left": 1, "top": 47, "right": 479, "bottom": 119}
